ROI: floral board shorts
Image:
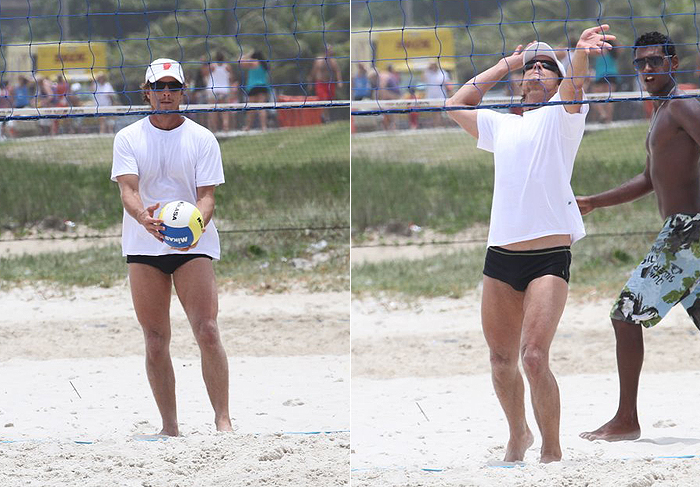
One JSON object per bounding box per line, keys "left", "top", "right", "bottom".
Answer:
{"left": 610, "top": 213, "right": 700, "bottom": 329}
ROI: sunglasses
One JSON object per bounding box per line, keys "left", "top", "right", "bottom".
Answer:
{"left": 523, "top": 59, "right": 560, "bottom": 76}
{"left": 149, "top": 80, "right": 183, "bottom": 90}
{"left": 632, "top": 55, "right": 671, "bottom": 71}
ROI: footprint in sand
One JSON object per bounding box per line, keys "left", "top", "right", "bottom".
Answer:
{"left": 283, "top": 398, "right": 305, "bottom": 407}
{"left": 652, "top": 419, "right": 677, "bottom": 428}
{"left": 259, "top": 446, "right": 293, "bottom": 461}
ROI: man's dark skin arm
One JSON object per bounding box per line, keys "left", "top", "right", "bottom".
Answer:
{"left": 576, "top": 157, "right": 653, "bottom": 215}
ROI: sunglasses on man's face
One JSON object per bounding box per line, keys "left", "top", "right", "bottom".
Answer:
{"left": 632, "top": 55, "right": 671, "bottom": 71}
{"left": 523, "top": 59, "right": 560, "bottom": 76}
{"left": 150, "top": 80, "right": 183, "bottom": 90}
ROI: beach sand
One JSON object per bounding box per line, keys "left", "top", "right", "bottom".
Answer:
{"left": 0, "top": 285, "right": 350, "bottom": 486}
{"left": 351, "top": 291, "right": 700, "bottom": 486}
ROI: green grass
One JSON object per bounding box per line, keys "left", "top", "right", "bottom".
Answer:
{"left": 0, "top": 229, "right": 349, "bottom": 292}
{"left": 351, "top": 247, "right": 486, "bottom": 298}
{"left": 351, "top": 122, "right": 656, "bottom": 233}
{"left": 0, "top": 122, "right": 350, "bottom": 230}
{"left": 351, "top": 122, "right": 666, "bottom": 298}
{"left": 351, "top": 234, "right": 654, "bottom": 299}
{"left": 0, "top": 122, "right": 350, "bottom": 290}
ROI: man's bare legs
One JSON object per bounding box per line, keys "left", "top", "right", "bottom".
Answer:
{"left": 482, "top": 276, "right": 532, "bottom": 462}
{"left": 174, "top": 258, "right": 233, "bottom": 431}
{"left": 521, "top": 276, "right": 568, "bottom": 463}
{"left": 129, "top": 263, "right": 179, "bottom": 436}
{"left": 482, "top": 274, "right": 567, "bottom": 463}
{"left": 580, "top": 319, "right": 643, "bottom": 441}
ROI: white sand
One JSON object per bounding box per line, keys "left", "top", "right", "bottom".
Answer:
{"left": 0, "top": 286, "right": 350, "bottom": 486}
{"left": 351, "top": 292, "right": 700, "bottom": 486}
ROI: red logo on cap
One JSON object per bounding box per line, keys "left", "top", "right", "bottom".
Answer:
{"left": 163, "top": 63, "right": 171, "bottom": 70}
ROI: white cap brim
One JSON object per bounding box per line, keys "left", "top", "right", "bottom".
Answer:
{"left": 145, "top": 58, "right": 185, "bottom": 84}
{"left": 522, "top": 42, "right": 567, "bottom": 78}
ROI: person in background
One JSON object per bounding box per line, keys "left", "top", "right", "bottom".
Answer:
{"left": 0, "top": 81, "right": 12, "bottom": 139}
{"left": 310, "top": 44, "right": 343, "bottom": 101}
{"left": 94, "top": 73, "right": 118, "bottom": 134}
{"left": 240, "top": 50, "right": 270, "bottom": 131}
{"left": 590, "top": 40, "right": 620, "bottom": 123}
{"left": 310, "top": 45, "right": 344, "bottom": 122}
{"left": 204, "top": 52, "right": 238, "bottom": 133}
{"left": 376, "top": 65, "right": 401, "bottom": 130}
{"left": 13, "top": 76, "right": 30, "bottom": 109}
{"left": 423, "top": 62, "right": 453, "bottom": 126}
{"left": 352, "top": 63, "right": 371, "bottom": 100}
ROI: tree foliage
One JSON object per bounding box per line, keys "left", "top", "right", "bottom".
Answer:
{"left": 2, "top": 0, "right": 349, "bottom": 99}
{"left": 353, "top": 0, "right": 700, "bottom": 86}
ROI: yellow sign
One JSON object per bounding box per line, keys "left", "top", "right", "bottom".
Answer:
{"left": 373, "top": 27, "right": 455, "bottom": 72}
{"left": 36, "top": 42, "right": 107, "bottom": 78}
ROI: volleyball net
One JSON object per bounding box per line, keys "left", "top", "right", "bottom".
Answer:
{"left": 351, "top": 0, "right": 699, "bottom": 273}
{"left": 351, "top": 0, "right": 700, "bottom": 116}
{"left": 0, "top": 1, "right": 350, "bottom": 256}
{"left": 1, "top": 0, "right": 350, "bottom": 120}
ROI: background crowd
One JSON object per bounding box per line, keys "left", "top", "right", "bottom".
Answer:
{"left": 0, "top": 47, "right": 345, "bottom": 138}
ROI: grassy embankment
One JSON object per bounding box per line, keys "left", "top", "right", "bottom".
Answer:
{"left": 0, "top": 121, "right": 350, "bottom": 291}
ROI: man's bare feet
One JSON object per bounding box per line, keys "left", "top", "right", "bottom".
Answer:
{"left": 540, "top": 449, "right": 562, "bottom": 464}
{"left": 216, "top": 417, "right": 234, "bottom": 432}
{"left": 580, "top": 417, "right": 641, "bottom": 442}
{"left": 160, "top": 427, "right": 179, "bottom": 437}
{"left": 505, "top": 429, "right": 535, "bottom": 462}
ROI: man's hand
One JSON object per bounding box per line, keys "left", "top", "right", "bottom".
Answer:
{"left": 501, "top": 43, "right": 528, "bottom": 72}
{"left": 137, "top": 203, "right": 165, "bottom": 242}
{"left": 576, "top": 24, "right": 616, "bottom": 56}
{"left": 576, "top": 196, "right": 595, "bottom": 216}
{"left": 174, "top": 228, "right": 206, "bottom": 252}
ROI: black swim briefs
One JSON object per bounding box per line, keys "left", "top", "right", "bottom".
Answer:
{"left": 483, "top": 246, "right": 572, "bottom": 292}
{"left": 126, "top": 254, "right": 212, "bottom": 275}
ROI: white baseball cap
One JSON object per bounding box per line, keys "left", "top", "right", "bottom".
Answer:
{"left": 522, "top": 42, "right": 566, "bottom": 77}
{"left": 145, "top": 58, "right": 184, "bottom": 84}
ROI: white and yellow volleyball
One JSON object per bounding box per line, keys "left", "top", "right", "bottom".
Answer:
{"left": 158, "top": 201, "right": 204, "bottom": 248}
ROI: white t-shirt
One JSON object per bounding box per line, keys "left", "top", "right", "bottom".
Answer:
{"left": 95, "top": 81, "right": 115, "bottom": 107}
{"left": 423, "top": 69, "right": 451, "bottom": 99}
{"left": 476, "top": 91, "right": 588, "bottom": 247}
{"left": 111, "top": 116, "right": 226, "bottom": 259}
{"left": 207, "top": 63, "right": 231, "bottom": 97}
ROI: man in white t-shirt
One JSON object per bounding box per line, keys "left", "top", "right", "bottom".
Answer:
{"left": 111, "top": 58, "right": 232, "bottom": 437}
{"left": 423, "top": 62, "right": 452, "bottom": 126}
{"left": 446, "top": 26, "right": 615, "bottom": 463}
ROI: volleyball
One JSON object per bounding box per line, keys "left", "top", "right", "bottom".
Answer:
{"left": 158, "top": 201, "right": 204, "bottom": 248}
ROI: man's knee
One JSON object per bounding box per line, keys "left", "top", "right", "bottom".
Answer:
{"left": 520, "top": 344, "right": 548, "bottom": 378}
{"left": 489, "top": 350, "right": 518, "bottom": 374}
{"left": 192, "top": 319, "right": 221, "bottom": 350}
{"left": 143, "top": 328, "right": 170, "bottom": 357}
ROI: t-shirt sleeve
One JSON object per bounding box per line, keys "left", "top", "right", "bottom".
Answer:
{"left": 196, "top": 132, "right": 226, "bottom": 187}
{"left": 110, "top": 131, "right": 138, "bottom": 182}
{"left": 476, "top": 109, "right": 505, "bottom": 153}
{"left": 553, "top": 90, "right": 589, "bottom": 140}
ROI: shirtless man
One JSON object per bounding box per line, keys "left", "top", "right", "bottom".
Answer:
{"left": 309, "top": 45, "right": 343, "bottom": 100}
{"left": 578, "top": 31, "right": 700, "bottom": 442}
{"left": 309, "top": 45, "right": 343, "bottom": 122}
